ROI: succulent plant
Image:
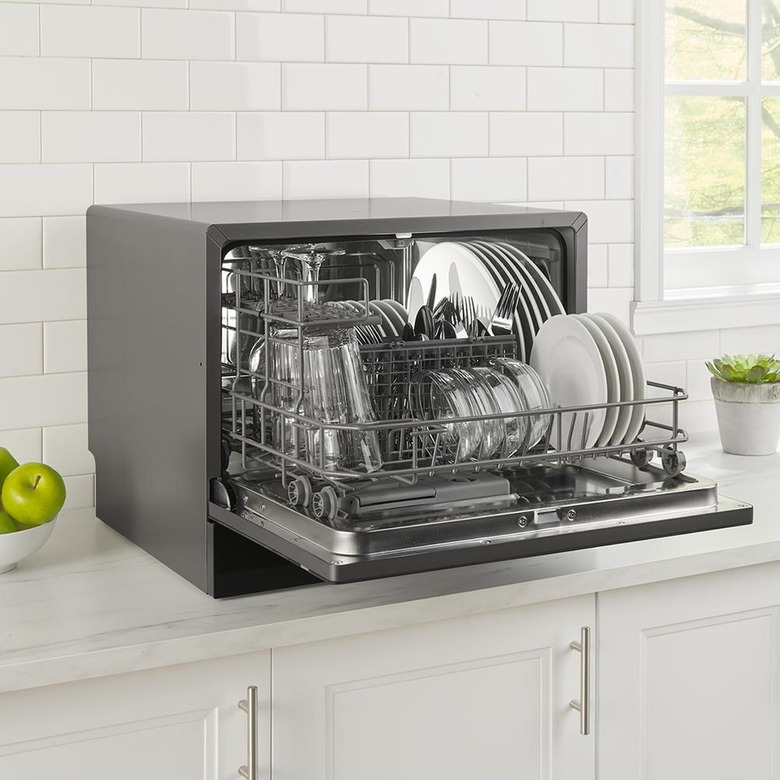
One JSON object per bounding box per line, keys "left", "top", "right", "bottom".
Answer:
{"left": 706, "top": 354, "right": 780, "bottom": 384}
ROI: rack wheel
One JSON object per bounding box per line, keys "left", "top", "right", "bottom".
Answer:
{"left": 630, "top": 448, "right": 652, "bottom": 467}
{"left": 288, "top": 475, "right": 312, "bottom": 508}
{"left": 661, "top": 447, "right": 686, "bottom": 477}
{"left": 312, "top": 486, "right": 338, "bottom": 522}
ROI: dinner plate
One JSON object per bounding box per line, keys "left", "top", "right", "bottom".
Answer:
{"left": 407, "top": 277, "right": 425, "bottom": 323}
{"left": 572, "top": 314, "right": 619, "bottom": 447}
{"left": 367, "top": 301, "right": 393, "bottom": 337}
{"left": 596, "top": 312, "right": 646, "bottom": 444}
{"left": 409, "top": 242, "right": 499, "bottom": 328}
{"left": 494, "top": 240, "right": 566, "bottom": 316}
{"left": 530, "top": 314, "right": 608, "bottom": 451}
{"left": 489, "top": 241, "right": 554, "bottom": 324}
{"left": 473, "top": 240, "right": 545, "bottom": 338}
{"left": 383, "top": 298, "right": 409, "bottom": 325}
{"left": 376, "top": 299, "right": 405, "bottom": 337}
{"left": 456, "top": 241, "right": 528, "bottom": 362}
{"left": 586, "top": 313, "right": 634, "bottom": 445}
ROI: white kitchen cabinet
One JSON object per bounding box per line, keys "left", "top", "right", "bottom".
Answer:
{"left": 598, "top": 561, "right": 780, "bottom": 780}
{"left": 0, "top": 651, "right": 270, "bottom": 780}
{"left": 272, "top": 594, "right": 595, "bottom": 780}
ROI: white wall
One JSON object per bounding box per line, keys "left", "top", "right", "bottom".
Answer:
{"left": 0, "top": 0, "right": 762, "bottom": 508}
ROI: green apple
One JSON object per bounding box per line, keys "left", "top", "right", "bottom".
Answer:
{"left": 0, "top": 447, "right": 19, "bottom": 491}
{"left": 0, "top": 509, "right": 16, "bottom": 534}
{"left": 1, "top": 463, "right": 66, "bottom": 527}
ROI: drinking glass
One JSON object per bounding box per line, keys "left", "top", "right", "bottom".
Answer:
{"left": 282, "top": 247, "right": 346, "bottom": 305}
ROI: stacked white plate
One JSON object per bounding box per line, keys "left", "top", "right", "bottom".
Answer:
{"left": 406, "top": 241, "right": 565, "bottom": 361}
{"left": 529, "top": 312, "right": 646, "bottom": 452}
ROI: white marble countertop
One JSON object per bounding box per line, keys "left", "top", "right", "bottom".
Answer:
{"left": 1, "top": 432, "right": 778, "bottom": 695}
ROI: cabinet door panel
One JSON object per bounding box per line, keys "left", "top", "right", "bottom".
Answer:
{"left": 274, "top": 595, "right": 595, "bottom": 780}
{"left": 598, "top": 563, "right": 780, "bottom": 780}
{"left": 0, "top": 651, "right": 270, "bottom": 780}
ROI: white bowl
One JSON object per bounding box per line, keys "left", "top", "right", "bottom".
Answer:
{"left": 0, "top": 516, "right": 58, "bottom": 574}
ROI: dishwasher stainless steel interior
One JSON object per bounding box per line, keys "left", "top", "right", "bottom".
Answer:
{"left": 86, "top": 198, "right": 752, "bottom": 597}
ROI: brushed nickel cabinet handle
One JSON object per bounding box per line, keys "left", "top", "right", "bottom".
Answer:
{"left": 569, "top": 626, "right": 591, "bottom": 735}
{"left": 238, "top": 686, "right": 258, "bottom": 779}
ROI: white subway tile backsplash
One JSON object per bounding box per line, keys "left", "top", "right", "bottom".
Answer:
{"left": 41, "top": 6, "right": 140, "bottom": 59}
{"left": 528, "top": 0, "right": 597, "bottom": 22}
{"left": 686, "top": 360, "right": 714, "bottom": 402}
{"left": 0, "top": 218, "right": 41, "bottom": 271}
{"left": 410, "top": 19, "right": 488, "bottom": 65}
{"left": 191, "top": 161, "right": 283, "bottom": 200}
{"left": 142, "top": 9, "right": 234, "bottom": 60}
{"left": 0, "top": 113, "right": 40, "bottom": 164}
{"left": 490, "top": 113, "right": 563, "bottom": 156}
{"left": 565, "top": 112, "right": 633, "bottom": 156}
{"left": 42, "top": 112, "right": 141, "bottom": 163}
{"left": 411, "top": 112, "right": 488, "bottom": 158}
{"left": 0, "top": 165, "right": 92, "bottom": 218}
{"left": 451, "top": 157, "right": 527, "bottom": 202}
{"left": 143, "top": 112, "right": 236, "bottom": 161}
{"left": 369, "top": 65, "right": 448, "bottom": 110}
{"left": 369, "top": 0, "right": 447, "bottom": 17}
{"left": 642, "top": 330, "right": 721, "bottom": 364}
{"left": 369, "top": 159, "right": 450, "bottom": 199}
{"left": 0, "top": 269, "right": 86, "bottom": 324}
{"left": 284, "top": 0, "right": 366, "bottom": 12}
{"left": 43, "top": 217, "right": 86, "bottom": 269}
{"left": 0, "top": 372, "right": 87, "bottom": 431}
{"left": 451, "top": 0, "right": 526, "bottom": 20}
{"left": 62, "top": 474, "right": 95, "bottom": 510}
{"left": 283, "top": 159, "right": 369, "bottom": 198}
{"left": 527, "top": 67, "right": 603, "bottom": 111}
{"left": 720, "top": 324, "right": 780, "bottom": 355}
{"left": 0, "top": 4, "right": 39, "bottom": 56}
{"left": 586, "top": 286, "right": 632, "bottom": 323}
{"left": 92, "top": 60, "right": 188, "bottom": 111}
{"left": 604, "top": 68, "right": 634, "bottom": 111}
{"left": 236, "top": 12, "right": 324, "bottom": 62}
{"left": 600, "top": 0, "right": 634, "bottom": 23}
{"left": 528, "top": 157, "right": 604, "bottom": 200}
{"left": 0, "top": 428, "right": 42, "bottom": 463}
{"left": 327, "top": 112, "right": 408, "bottom": 159}
{"left": 44, "top": 320, "right": 87, "bottom": 374}
{"left": 190, "top": 62, "right": 281, "bottom": 110}
{"left": 451, "top": 66, "right": 525, "bottom": 110}
{"left": 42, "top": 423, "right": 94, "bottom": 477}
{"left": 608, "top": 242, "right": 633, "bottom": 287}
{"left": 490, "top": 21, "right": 563, "bottom": 66}
{"left": 327, "top": 15, "right": 408, "bottom": 63}
{"left": 283, "top": 63, "right": 367, "bottom": 109}
{"left": 193, "top": 0, "right": 278, "bottom": 9}
{"left": 564, "top": 23, "right": 633, "bottom": 68}
{"left": 0, "top": 324, "right": 42, "bottom": 378}
{"left": 567, "top": 198, "right": 633, "bottom": 243}
{"left": 588, "top": 244, "right": 608, "bottom": 286}
{"left": 97, "top": 0, "right": 186, "bottom": 7}
{"left": 0, "top": 58, "right": 89, "bottom": 110}
{"left": 238, "top": 112, "right": 325, "bottom": 159}
{"left": 606, "top": 156, "right": 633, "bottom": 199}
{"left": 94, "top": 162, "right": 190, "bottom": 204}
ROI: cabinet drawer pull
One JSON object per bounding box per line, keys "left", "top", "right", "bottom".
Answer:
{"left": 238, "top": 685, "right": 258, "bottom": 780}
{"left": 569, "top": 626, "right": 591, "bottom": 736}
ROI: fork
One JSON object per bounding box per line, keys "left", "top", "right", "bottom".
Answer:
{"left": 488, "top": 283, "right": 520, "bottom": 336}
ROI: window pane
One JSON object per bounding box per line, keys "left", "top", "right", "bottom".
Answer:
{"left": 665, "top": 0, "right": 746, "bottom": 81}
{"left": 762, "top": 98, "right": 780, "bottom": 243}
{"left": 664, "top": 96, "right": 746, "bottom": 248}
{"left": 763, "top": 3, "right": 780, "bottom": 81}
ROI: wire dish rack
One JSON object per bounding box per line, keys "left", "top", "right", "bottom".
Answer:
{"left": 221, "top": 267, "right": 689, "bottom": 520}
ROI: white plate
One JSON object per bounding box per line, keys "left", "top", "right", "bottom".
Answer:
{"left": 383, "top": 298, "right": 409, "bottom": 325}
{"left": 573, "top": 314, "right": 620, "bottom": 447}
{"left": 530, "top": 314, "right": 608, "bottom": 451}
{"left": 456, "top": 241, "right": 528, "bottom": 362}
{"left": 406, "top": 277, "right": 425, "bottom": 323}
{"left": 495, "top": 241, "right": 566, "bottom": 316}
{"left": 409, "top": 242, "right": 499, "bottom": 328}
{"left": 473, "top": 240, "right": 545, "bottom": 340}
{"left": 376, "top": 299, "right": 405, "bottom": 337}
{"left": 596, "top": 312, "right": 646, "bottom": 444}
{"left": 490, "top": 241, "right": 554, "bottom": 324}
{"left": 586, "top": 313, "right": 634, "bottom": 445}
{"left": 367, "top": 301, "right": 392, "bottom": 337}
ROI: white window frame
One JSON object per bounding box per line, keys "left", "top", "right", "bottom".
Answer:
{"left": 633, "top": 0, "right": 780, "bottom": 334}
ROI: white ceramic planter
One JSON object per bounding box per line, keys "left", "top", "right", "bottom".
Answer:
{"left": 711, "top": 378, "right": 780, "bottom": 455}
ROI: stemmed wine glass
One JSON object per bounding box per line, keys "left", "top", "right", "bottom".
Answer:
{"left": 282, "top": 246, "right": 346, "bottom": 305}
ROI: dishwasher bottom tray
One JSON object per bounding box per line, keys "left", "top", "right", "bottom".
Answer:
{"left": 210, "top": 458, "right": 752, "bottom": 584}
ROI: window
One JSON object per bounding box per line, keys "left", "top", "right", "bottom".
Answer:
{"left": 635, "top": 0, "right": 780, "bottom": 332}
